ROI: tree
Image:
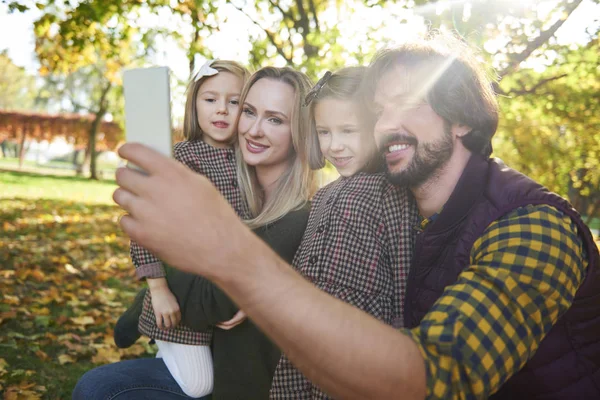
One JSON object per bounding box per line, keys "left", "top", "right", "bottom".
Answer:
{"left": 32, "top": 0, "right": 146, "bottom": 179}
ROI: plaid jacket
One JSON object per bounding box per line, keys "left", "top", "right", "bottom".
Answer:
{"left": 270, "top": 172, "right": 419, "bottom": 399}
{"left": 136, "top": 139, "right": 248, "bottom": 345}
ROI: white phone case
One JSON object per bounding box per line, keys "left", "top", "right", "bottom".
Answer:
{"left": 123, "top": 66, "right": 173, "bottom": 171}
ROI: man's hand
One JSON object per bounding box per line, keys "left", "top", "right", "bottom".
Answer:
{"left": 113, "top": 143, "right": 256, "bottom": 284}
{"left": 146, "top": 278, "right": 181, "bottom": 329}
{"left": 216, "top": 310, "right": 247, "bottom": 330}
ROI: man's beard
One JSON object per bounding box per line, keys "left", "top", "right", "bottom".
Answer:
{"left": 382, "top": 124, "right": 454, "bottom": 188}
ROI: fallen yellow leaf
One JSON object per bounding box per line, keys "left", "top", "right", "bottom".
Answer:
{"left": 31, "top": 307, "right": 50, "bottom": 316}
{"left": 57, "top": 354, "right": 76, "bottom": 365}
{"left": 92, "top": 347, "right": 121, "bottom": 364}
{"left": 35, "top": 350, "right": 49, "bottom": 361}
{"left": 70, "top": 316, "right": 94, "bottom": 326}
{"left": 0, "top": 357, "right": 8, "bottom": 375}
{"left": 30, "top": 270, "right": 46, "bottom": 282}
{"left": 3, "top": 295, "right": 20, "bottom": 305}
{"left": 65, "top": 263, "right": 82, "bottom": 275}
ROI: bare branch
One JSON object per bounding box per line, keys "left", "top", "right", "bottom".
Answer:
{"left": 97, "top": 81, "right": 112, "bottom": 115}
{"left": 308, "top": 0, "right": 320, "bottom": 31}
{"left": 294, "top": 0, "right": 318, "bottom": 57}
{"left": 498, "top": 0, "right": 583, "bottom": 79}
{"left": 498, "top": 73, "right": 568, "bottom": 96}
{"left": 295, "top": 0, "right": 310, "bottom": 34}
{"left": 268, "top": 0, "right": 293, "bottom": 21}
{"left": 229, "top": 2, "right": 293, "bottom": 64}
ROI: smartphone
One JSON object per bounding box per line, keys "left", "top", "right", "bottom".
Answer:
{"left": 123, "top": 66, "right": 173, "bottom": 172}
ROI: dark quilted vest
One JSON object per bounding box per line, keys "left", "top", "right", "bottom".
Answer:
{"left": 405, "top": 155, "right": 600, "bottom": 399}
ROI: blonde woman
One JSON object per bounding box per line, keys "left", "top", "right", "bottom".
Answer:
{"left": 74, "top": 67, "right": 316, "bottom": 400}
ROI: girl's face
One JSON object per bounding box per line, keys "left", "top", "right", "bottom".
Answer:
{"left": 314, "top": 98, "right": 376, "bottom": 177}
{"left": 238, "top": 78, "right": 295, "bottom": 171}
{"left": 196, "top": 71, "right": 244, "bottom": 148}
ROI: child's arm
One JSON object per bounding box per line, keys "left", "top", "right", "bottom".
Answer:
{"left": 130, "top": 240, "right": 181, "bottom": 329}
{"left": 146, "top": 277, "right": 181, "bottom": 330}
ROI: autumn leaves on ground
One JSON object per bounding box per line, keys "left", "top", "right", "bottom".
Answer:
{"left": 0, "top": 170, "right": 154, "bottom": 399}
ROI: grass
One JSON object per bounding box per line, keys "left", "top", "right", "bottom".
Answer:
{"left": 587, "top": 217, "right": 599, "bottom": 231}
{"left": 0, "top": 156, "right": 118, "bottom": 171}
{"left": 0, "top": 170, "right": 117, "bottom": 205}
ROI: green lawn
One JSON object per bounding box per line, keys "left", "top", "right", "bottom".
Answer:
{"left": 0, "top": 170, "right": 152, "bottom": 399}
{"left": 588, "top": 217, "right": 599, "bottom": 231}
{"left": 0, "top": 170, "right": 117, "bottom": 205}
{"left": 0, "top": 156, "right": 119, "bottom": 171}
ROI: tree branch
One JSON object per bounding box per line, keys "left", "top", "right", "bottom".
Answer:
{"left": 308, "top": 0, "right": 320, "bottom": 31}
{"left": 294, "top": 0, "right": 318, "bottom": 57}
{"left": 497, "top": 0, "right": 583, "bottom": 79}
{"left": 499, "top": 73, "right": 568, "bottom": 96}
{"left": 295, "top": 0, "right": 309, "bottom": 34}
{"left": 229, "top": 2, "right": 293, "bottom": 64}
{"left": 97, "top": 81, "right": 112, "bottom": 115}
{"left": 268, "top": 0, "right": 293, "bottom": 22}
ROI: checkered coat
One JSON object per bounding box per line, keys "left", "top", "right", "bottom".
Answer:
{"left": 269, "top": 172, "right": 418, "bottom": 399}
{"left": 135, "top": 139, "right": 248, "bottom": 345}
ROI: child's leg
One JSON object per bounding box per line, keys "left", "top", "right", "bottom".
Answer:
{"left": 114, "top": 288, "right": 146, "bottom": 348}
{"left": 155, "top": 340, "right": 213, "bottom": 398}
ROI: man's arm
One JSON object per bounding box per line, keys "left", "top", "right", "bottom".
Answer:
{"left": 113, "top": 143, "right": 427, "bottom": 400}
{"left": 404, "top": 204, "right": 586, "bottom": 399}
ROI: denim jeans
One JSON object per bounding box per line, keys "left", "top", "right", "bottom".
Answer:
{"left": 72, "top": 358, "right": 212, "bottom": 400}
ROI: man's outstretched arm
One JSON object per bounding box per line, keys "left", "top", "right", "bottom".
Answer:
{"left": 113, "top": 143, "right": 427, "bottom": 400}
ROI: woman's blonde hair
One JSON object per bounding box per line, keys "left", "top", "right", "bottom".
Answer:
{"left": 183, "top": 60, "right": 250, "bottom": 141}
{"left": 235, "top": 66, "right": 317, "bottom": 229}
{"left": 306, "top": 66, "right": 382, "bottom": 173}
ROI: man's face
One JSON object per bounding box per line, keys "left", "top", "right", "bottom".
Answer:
{"left": 373, "top": 66, "right": 455, "bottom": 188}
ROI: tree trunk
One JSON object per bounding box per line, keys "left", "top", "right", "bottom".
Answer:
{"left": 88, "top": 114, "right": 101, "bottom": 180}
{"left": 18, "top": 126, "right": 28, "bottom": 169}
{"left": 87, "top": 81, "right": 111, "bottom": 180}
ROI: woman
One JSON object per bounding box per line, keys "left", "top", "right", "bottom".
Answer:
{"left": 73, "top": 67, "right": 316, "bottom": 400}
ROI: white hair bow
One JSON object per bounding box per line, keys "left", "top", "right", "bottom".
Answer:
{"left": 193, "top": 59, "right": 219, "bottom": 81}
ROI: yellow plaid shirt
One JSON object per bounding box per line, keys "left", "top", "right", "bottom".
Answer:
{"left": 404, "top": 204, "right": 587, "bottom": 400}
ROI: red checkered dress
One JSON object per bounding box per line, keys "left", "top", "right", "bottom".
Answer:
{"left": 134, "top": 139, "right": 248, "bottom": 345}
{"left": 269, "top": 172, "right": 418, "bottom": 399}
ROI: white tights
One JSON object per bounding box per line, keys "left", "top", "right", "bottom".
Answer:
{"left": 155, "top": 340, "right": 213, "bottom": 398}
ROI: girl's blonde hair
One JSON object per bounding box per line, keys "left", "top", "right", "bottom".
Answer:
{"left": 183, "top": 60, "right": 250, "bottom": 141}
{"left": 235, "top": 66, "right": 317, "bottom": 229}
{"left": 306, "top": 66, "right": 382, "bottom": 173}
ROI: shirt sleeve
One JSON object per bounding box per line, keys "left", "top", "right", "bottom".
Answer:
{"left": 402, "top": 204, "right": 587, "bottom": 400}
{"left": 130, "top": 240, "right": 166, "bottom": 279}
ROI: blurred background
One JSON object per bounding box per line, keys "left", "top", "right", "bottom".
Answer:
{"left": 0, "top": 0, "right": 598, "bottom": 398}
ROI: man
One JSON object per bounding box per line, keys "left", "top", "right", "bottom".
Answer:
{"left": 113, "top": 34, "right": 599, "bottom": 399}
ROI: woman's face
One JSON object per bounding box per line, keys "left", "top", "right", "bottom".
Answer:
{"left": 238, "top": 78, "right": 295, "bottom": 171}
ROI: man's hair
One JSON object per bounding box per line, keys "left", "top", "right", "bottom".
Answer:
{"left": 363, "top": 32, "right": 499, "bottom": 157}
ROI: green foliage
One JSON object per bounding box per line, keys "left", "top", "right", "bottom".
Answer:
{"left": 0, "top": 51, "right": 39, "bottom": 111}
{"left": 495, "top": 37, "right": 600, "bottom": 221}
